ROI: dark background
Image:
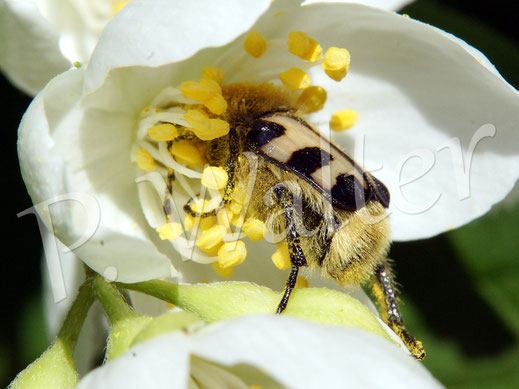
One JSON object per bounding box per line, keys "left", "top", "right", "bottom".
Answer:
{"left": 1, "top": 0, "right": 518, "bottom": 387}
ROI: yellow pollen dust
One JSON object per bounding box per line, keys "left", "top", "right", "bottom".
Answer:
{"left": 242, "top": 218, "right": 266, "bottom": 242}
{"left": 156, "top": 222, "right": 183, "bottom": 240}
{"left": 296, "top": 86, "right": 327, "bottom": 114}
{"left": 202, "top": 66, "right": 225, "bottom": 85}
{"left": 201, "top": 166, "right": 229, "bottom": 190}
{"left": 169, "top": 140, "right": 204, "bottom": 166}
{"left": 330, "top": 109, "right": 359, "bottom": 132}
{"left": 218, "top": 241, "right": 247, "bottom": 268}
{"left": 244, "top": 30, "right": 267, "bottom": 58}
{"left": 322, "top": 47, "right": 351, "bottom": 82}
{"left": 271, "top": 242, "right": 291, "bottom": 270}
{"left": 212, "top": 261, "right": 234, "bottom": 278}
{"left": 148, "top": 123, "right": 178, "bottom": 141}
{"left": 196, "top": 225, "right": 227, "bottom": 257}
{"left": 279, "top": 68, "right": 311, "bottom": 90}
{"left": 135, "top": 148, "right": 155, "bottom": 171}
{"left": 179, "top": 79, "right": 227, "bottom": 115}
{"left": 287, "top": 31, "right": 323, "bottom": 62}
{"left": 184, "top": 110, "right": 230, "bottom": 141}
{"left": 111, "top": 1, "right": 128, "bottom": 16}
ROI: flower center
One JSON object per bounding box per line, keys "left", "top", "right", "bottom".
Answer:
{"left": 132, "top": 29, "right": 358, "bottom": 278}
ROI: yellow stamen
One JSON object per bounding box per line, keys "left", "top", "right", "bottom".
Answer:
{"left": 271, "top": 242, "right": 291, "bottom": 270}
{"left": 231, "top": 214, "right": 245, "bottom": 228}
{"left": 287, "top": 31, "right": 323, "bottom": 62}
{"left": 229, "top": 201, "right": 242, "bottom": 215}
{"left": 169, "top": 140, "right": 204, "bottom": 166}
{"left": 296, "top": 86, "right": 327, "bottom": 113}
{"left": 156, "top": 222, "right": 183, "bottom": 240}
{"left": 279, "top": 68, "right": 311, "bottom": 90}
{"left": 179, "top": 79, "right": 227, "bottom": 115}
{"left": 218, "top": 240, "right": 247, "bottom": 268}
{"left": 199, "top": 216, "right": 215, "bottom": 230}
{"left": 244, "top": 30, "right": 267, "bottom": 58}
{"left": 212, "top": 261, "right": 234, "bottom": 278}
{"left": 330, "top": 109, "right": 359, "bottom": 132}
{"left": 216, "top": 207, "right": 234, "bottom": 229}
{"left": 204, "top": 95, "right": 228, "bottom": 115}
{"left": 294, "top": 276, "right": 309, "bottom": 289}
{"left": 184, "top": 214, "right": 195, "bottom": 230}
{"left": 135, "top": 148, "right": 155, "bottom": 171}
{"left": 111, "top": 1, "right": 128, "bottom": 16}
{"left": 148, "top": 123, "right": 178, "bottom": 141}
{"left": 201, "top": 166, "right": 229, "bottom": 190}
{"left": 322, "top": 47, "right": 351, "bottom": 82}
{"left": 232, "top": 189, "right": 246, "bottom": 204}
{"left": 242, "top": 218, "right": 266, "bottom": 242}
{"left": 184, "top": 110, "right": 230, "bottom": 140}
{"left": 196, "top": 225, "right": 226, "bottom": 256}
{"left": 202, "top": 66, "right": 225, "bottom": 85}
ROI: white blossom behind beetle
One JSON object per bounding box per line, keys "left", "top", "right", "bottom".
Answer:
{"left": 0, "top": 0, "right": 411, "bottom": 95}
{"left": 17, "top": 0, "right": 519, "bottom": 287}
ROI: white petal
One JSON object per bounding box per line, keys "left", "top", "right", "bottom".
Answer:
{"left": 0, "top": 0, "right": 70, "bottom": 95}
{"left": 77, "top": 316, "right": 441, "bottom": 389}
{"left": 302, "top": 0, "right": 413, "bottom": 11}
{"left": 254, "top": 3, "right": 519, "bottom": 240}
{"left": 85, "top": 0, "right": 272, "bottom": 93}
{"left": 18, "top": 68, "right": 175, "bottom": 282}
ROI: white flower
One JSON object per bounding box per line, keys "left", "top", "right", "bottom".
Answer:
{"left": 18, "top": 0, "right": 519, "bottom": 286}
{"left": 76, "top": 315, "right": 442, "bottom": 389}
{"left": 0, "top": 0, "right": 409, "bottom": 95}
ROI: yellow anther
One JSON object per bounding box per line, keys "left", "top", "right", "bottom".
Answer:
{"left": 294, "top": 276, "right": 309, "bottom": 289}
{"left": 204, "top": 95, "right": 228, "bottom": 115}
{"left": 148, "top": 123, "right": 178, "bottom": 141}
{"left": 322, "top": 47, "right": 351, "bottom": 82}
{"left": 180, "top": 78, "right": 221, "bottom": 102}
{"left": 271, "top": 242, "right": 291, "bottom": 270}
{"left": 184, "top": 214, "right": 195, "bottom": 230}
{"left": 196, "top": 225, "right": 227, "bottom": 256}
{"left": 156, "top": 222, "right": 183, "bottom": 240}
{"left": 135, "top": 148, "right": 155, "bottom": 171}
{"left": 212, "top": 261, "right": 234, "bottom": 278}
{"left": 180, "top": 79, "right": 227, "bottom": 115}
{"left": 229, "top": 201, "right": 242, "bottom": 215}
{"left": 202, "top": 66, "right": 225, "bottom": 85}
{"left": 330, "top": 109, "right": 359, "bottom": 132}
{"left": 287, "top": 31, "right": 323, "bottom": 62}
{"left": 231, "top": 214, "right": 245, "bottom": 228}
{"left": 165, "top": 302, "right": 176, "bottom": 309}
{"left": 296, "top": 86, "right": 327, "bottom": 114}
{"left": 279, "top": 68, "right": 311, "bottom": 90}
{"left": 216, "top": 207, "right": 234, "bottom": 228}
{"left": 243, "top": 30, "right": 267, "bottom": 58}
{"left": 218, "top": 240, "right": 247, "bottom": 268}
{"left": 184, "top": 110, "right": 230, "bottom": 140}
{"left": 201, "top": 166, "right": 229, "bottom": 190}
{"left": 169, "top": 140, "right": 204, "bottom": 166}
{"left": 111, "top": 1, "right": 128, "bottom": 16}
{"left": 242, "top": 218, "right": 266, "bottom": 242}
{"left": 199, "top": 216, "right": 215, "bottom": 230}
{"left": 189, "top": 199, "right": 212, "bottom": 214}
{"left": 232, "top": 189, "right": 246, "bottom": 204}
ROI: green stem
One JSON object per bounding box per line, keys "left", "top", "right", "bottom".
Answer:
{"left": 57, "top": 278, "right": 95, "bottom": 356}
{"left": 116, "top": 279, "right": 180, "bottom": 306}
{"left": 93, "top": 276, "right": 139, "bottom": 324}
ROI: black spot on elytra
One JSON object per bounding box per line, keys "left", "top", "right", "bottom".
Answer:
{"left": 331, "top": 174, "right": 372, "bottom": 210}
{"left": 285, "top": 147, "right": 333, "bottom": 177}
{"left": 248, "top": 119, "right": 285, "bottom": 148}
{"left": 366, "top": 173, "right": 390, "bottom": 208}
